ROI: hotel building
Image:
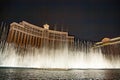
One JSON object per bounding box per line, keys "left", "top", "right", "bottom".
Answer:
{"left": 7, "top": 21, "right": 74, "bottom": 49}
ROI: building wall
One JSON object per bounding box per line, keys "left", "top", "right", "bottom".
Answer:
{"left": 7, "top": 21, "right": 74, "bottom": 49}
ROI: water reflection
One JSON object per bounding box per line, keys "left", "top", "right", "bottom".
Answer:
{"left": 0, "top": 68, "right": 120, "bottom": 79}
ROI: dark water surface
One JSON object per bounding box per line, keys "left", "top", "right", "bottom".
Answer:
{"left": 0, "top": 68, "right": 120, "bottom": 80}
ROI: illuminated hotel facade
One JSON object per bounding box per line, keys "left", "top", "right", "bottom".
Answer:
{"left": 7, "top": 21, "right": 74, "bottom": 48}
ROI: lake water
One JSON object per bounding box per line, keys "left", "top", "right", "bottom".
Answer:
{"left": 0, "top": 68, "right": 120, "bottom": 80}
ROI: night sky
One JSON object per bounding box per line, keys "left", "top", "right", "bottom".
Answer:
{"left": 0, "top": 0, "right": 120, "bottom": 41}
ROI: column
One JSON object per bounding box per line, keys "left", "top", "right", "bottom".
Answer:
{"left": 23, "top": 34, "right": 27, "bottom": 47}
{"left": 21, "top": 33, "right": 25, "bottom": 46}
{"left": 28, "top": 35, "right": 32, "bottom": 46}
{"left": 26, "top": 35, "right": 29, "bottom": 47}
{"left": 34, "top": 37, "right": 36, "bottom": 47}
{"left": 17, "top": 31, "right": 20, "bottom": 46}
{"left": 13, "top": 30, "right": 17, "bottom": 44}
{"left": 19, "top": 33, "right": 23, "bottom": 47}
{"left": 34, "top": 37, "right": 38, "bottom": 47}
{"left": 37, "top": 37, "right": 40, "bottom": 48}
{"left": 32, "top": 36, "right": 35, "bottom": 47}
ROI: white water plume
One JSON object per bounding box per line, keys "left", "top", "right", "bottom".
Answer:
{"left": 0, "top": 42, "right": 120, "bottom": 69}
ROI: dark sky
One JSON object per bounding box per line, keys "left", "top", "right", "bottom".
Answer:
{"left": 0, "top": 0, "right": 120, "bottom": 41}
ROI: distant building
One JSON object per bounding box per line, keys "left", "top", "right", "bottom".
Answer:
{"left": 93, "top": 37, "right": 120, "bottom": 60}
{"left": 7, "top": 21, "right": 74, "bottom": 48}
